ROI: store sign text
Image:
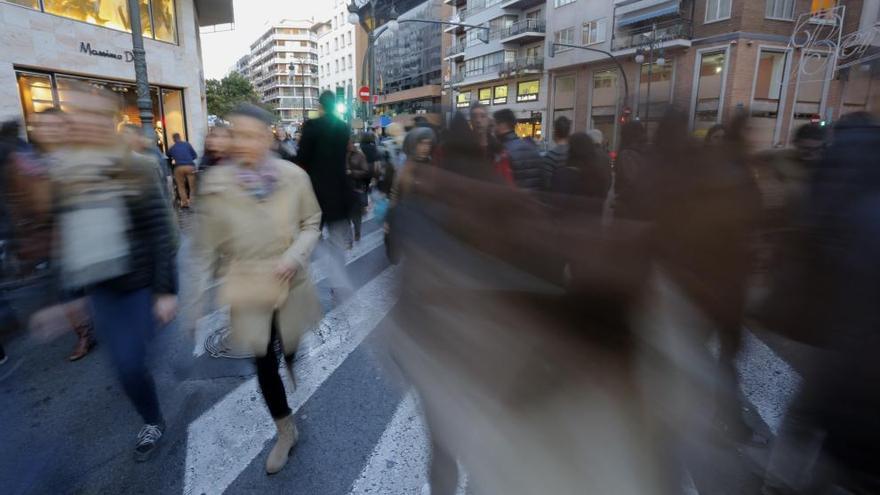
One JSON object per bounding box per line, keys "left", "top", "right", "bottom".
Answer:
{"left": 79, "top": 42, "right": 134, "bottom": 63}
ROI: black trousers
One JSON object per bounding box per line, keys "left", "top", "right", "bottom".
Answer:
{"left": 255, "top": 313, "right": 293, "bottom": 420}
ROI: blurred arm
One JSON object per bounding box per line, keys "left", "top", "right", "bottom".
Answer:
{"left": 282, "top": 172, "right": 322, "bottom": 268}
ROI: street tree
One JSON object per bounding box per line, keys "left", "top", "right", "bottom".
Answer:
{"left": 206, "top": 72, "right": 267, "bottom": 118}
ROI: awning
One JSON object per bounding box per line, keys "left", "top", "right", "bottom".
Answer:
{"left": 617, "top": 1, "right": 679, "bottom": 27}
{"left": 195, "top": 0, "right": 235, "bottom": 27}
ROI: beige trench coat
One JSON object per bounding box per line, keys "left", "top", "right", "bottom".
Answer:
{"left": 197, "top": 159, "right": 322, "bottom": 356}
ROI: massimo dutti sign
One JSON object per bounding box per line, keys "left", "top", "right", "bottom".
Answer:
{"left": 79, "top": 42, "right": 134, "bottom": 63}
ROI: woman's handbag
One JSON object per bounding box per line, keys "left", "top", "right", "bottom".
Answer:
{"left": 219, "top": 259, "right": 290, "bottom": 309}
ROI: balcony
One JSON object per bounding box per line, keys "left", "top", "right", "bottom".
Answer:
{"left": 444, "top": 10, "right": 467, "bottom": 33}
{"left": 444, "top": 40, "right": 467, "bottom": 60}
{"left": 499, "top": 57, "right": 544, "bottom": 77}
{"left": 500, "top": 19, "right": 546, "bottom": 44}
{"left": 499, "top": 0, "right": 545, "bottom": 10}
{"left": 610, "top": 17, "right": 692, "bottom": 52}
{"left": 443, "top": 0, "right": 466, "bottom": 5}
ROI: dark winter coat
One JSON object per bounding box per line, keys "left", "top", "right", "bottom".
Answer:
{"left": 498, "top": 132, "right": 546, "bottom": 191}
{"left": 294, "top": 115, "right": 352, "bottom": 223}
{"left": 543, "top": 143, "right": 568, "bottom": 190}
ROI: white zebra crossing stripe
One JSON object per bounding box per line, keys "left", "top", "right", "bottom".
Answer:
{"left": 736, "top": 328, "right": 802, "bottom": 434}
{"left": 348, "top": 390, "right": 468, "bottom": 495}
{"left": 348, "top": 391, "right": 429, "bottom": 495}
{"left": 183, "top": 266, "right": 399, "bottom": 495}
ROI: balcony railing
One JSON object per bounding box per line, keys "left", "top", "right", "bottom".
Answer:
{"left": 611, "top": 18, "right": 692, "bottom": 52}
{"left": 446, "top": 40, "right": 467, "bottom": 57}
{"left": 500, "top": 57, "right": 544, "bottom": 74}
{"left": 503, "top": 18, "right": 546, "bottom": 38}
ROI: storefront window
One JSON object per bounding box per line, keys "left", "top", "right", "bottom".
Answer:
{"left": 517, "top": 80, "right": 540, "bottom": 102}
{"left": 43, "top": 0, "right": 132, "bottom": 32}
{"left": 514, "top": 115, "right": 542, "bottom": 139}
{"left": 692, "top": 51, "right": 726, "bottom": 132}
{"left": 638, "top": 61, "right": 673, "bottom": 120}
{"left": 151, "top": 0, "right": 177, "bottom": 43}
{"left": 843, "top": 65, "right": 874, "bottom": 113}
{"left": 590, "top": 69, "right": 619, "bottom": 150}
{"left": 16, "top": 73, "right": 56, "bottom": 138}
{"left": 4, "top": 0, "right": 40, "bottom": 8}
{"left": 749, "top": 49, "right": 787, "bottom": 149}
{"left": 17, "top": 70, "right": 185, "bottom": 151}
{"left": 456, "top": 91, "right": 471, "bottom": 108}
{"left": 29, "top": 0, "right": 176, "bottom": 43}
{"left": 791, "top": 52, "right": 828, "bottom": 140}
{"left": 478, "top": 88, "right": 492, "bottom": 105}
{"left": 139, "top": 0, "right": 153, "bottom": 38}
{"left": 493, "top": 85, "right": 508, "bottom": 104}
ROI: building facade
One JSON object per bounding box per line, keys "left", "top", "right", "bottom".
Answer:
{"left": 1, "top": 0, "right": 232, "bottom": 151}
{"left": 447, "top": 0, "right": 549, "bottom": 139}
{"left": 241, "top": 19, "right": 320, "bottom": 125}
{"left": 316, "top": 0, "right": 367, "bottom": 112}
{"left": 353, "top": 0, "right": 451, "bottom": 127}
{"left": 544, "top": 0, "right": 880, "bottom": 151}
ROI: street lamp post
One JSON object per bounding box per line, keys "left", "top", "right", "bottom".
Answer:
{"left": 633, "top": 23, "right": 665, "bottom": 120}
{"left": 126, "top": 0, "right": 156, "bottom": 145}
{"left": 290, "top": 62, "right": 318, "bottom": 125}
{"left": 348, "top": 1, "right": 489, "bottom": 128}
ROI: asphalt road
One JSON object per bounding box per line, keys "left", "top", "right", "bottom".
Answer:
{"left": 0, "top": 212, "right": 809, "bottom": 495}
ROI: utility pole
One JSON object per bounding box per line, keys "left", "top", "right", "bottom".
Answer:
{"left": 126, "top": 0, "right": 156, "bottom": 145}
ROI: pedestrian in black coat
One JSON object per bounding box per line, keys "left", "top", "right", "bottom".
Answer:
{"left": 294, "top": 91, "right": 352, "bottom": 224}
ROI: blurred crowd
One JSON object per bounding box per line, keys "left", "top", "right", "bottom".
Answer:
{"left": 0, "top": 80, "right": 878, "bottom": 494}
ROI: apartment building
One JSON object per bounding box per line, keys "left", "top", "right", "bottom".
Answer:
{"left": 545, "top": 0, "right": 880, "bottom": 150}
{"left": 448, "top": 0, "right": 549, "bottom": 138}
{"left": 241, "top": 19, "right": 320, "bottom": 125}
{"left": 315, "top": 0, "right": 367, "bottom": 108}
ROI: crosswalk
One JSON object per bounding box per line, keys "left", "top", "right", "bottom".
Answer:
{"left": 178, "top": 224, "right": 803, "bottom": 495}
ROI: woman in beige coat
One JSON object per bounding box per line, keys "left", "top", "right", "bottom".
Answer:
{"left": 196, "top": 104, "right": 322, "bottom": 475}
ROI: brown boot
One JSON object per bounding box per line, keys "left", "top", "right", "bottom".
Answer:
{"left": 69, "top": 324, "right": 95, "bottom": 362}
{"left": 266, "top": 415, "right": 298, "bottom": 474}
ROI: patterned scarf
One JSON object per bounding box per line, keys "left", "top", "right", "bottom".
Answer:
{"left": 235, "top": 158, "right": 280, "bottom": 201}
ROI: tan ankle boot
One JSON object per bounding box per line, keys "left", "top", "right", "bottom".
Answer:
{"left": 266, "top": 415, "right": 298, "bottom": 474}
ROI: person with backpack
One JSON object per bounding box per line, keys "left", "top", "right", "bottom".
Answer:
{"left": 492, "top": 109, "right": 545, "bottom": 191}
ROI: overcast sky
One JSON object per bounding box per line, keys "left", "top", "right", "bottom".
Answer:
{"left": 200, "top": 0, "right": 331, "bottom": 80}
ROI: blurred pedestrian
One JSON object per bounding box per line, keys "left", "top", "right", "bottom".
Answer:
{"left": 762, "top": 112, "right": 880, "bottom": 494}
{"left": 750, "top": 123, "right": 829, "bottom": 339}
{"left": 200, "top": 124, "right": 232, "bottom": 169}
{"left": 359, "top": 131, "right": 380, "bottom": 175}
{"left": 273, "top": 130, "right": 296, "bottom": 162}
{"left": 167, "top": 132, "right": 198, "bottom": 208}
{"left": 196, "top": 103, "right": 322, "bottom": 475}
{"left": 294, "top": 91, "right": 352, "bottom": 293}
{"left": 51, "top": 83, "right": 178, "bottom": 461}
{"left": 550, "top": 132, "right": 610, "bottom": 203}
{"left": 613, "top": 120, "right": 649, "bottom": 220}
{"left": 492, "top": 108, "right": 545, "bottom": 191}
{"left": 544, "top": 116, "right": 572, "bottom": 190}
{"left": 121, "top": 124, "right": 172, "bottom": 202}
{"left": 468, "top": 102, "right": 493, "bottom": 155}
{"left": 347, "top": 135, "right": 371, "bottom": 243}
